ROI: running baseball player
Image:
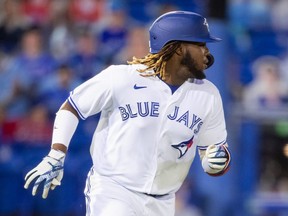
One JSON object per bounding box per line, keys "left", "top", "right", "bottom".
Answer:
{"left": 24, "top": 11, "right": 231, "bottom": 216}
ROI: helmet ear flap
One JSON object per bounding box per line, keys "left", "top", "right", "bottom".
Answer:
{"left": 206, "top": 53, "right": 214, "bottom": 69}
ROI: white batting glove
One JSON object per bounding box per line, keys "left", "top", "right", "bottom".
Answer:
{"left": 24, "top": 149, "right": 65, "bottom": 199}
{"left": 202, "top": 144, "right": 230, "bottom": 176}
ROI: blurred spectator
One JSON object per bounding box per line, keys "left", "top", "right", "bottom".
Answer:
{"left": 69, "top": 29, "right": 105, "bottom": 81}
{"left": 13, "top": 104, "right": 52, "bottom": 147}
{"left": 68, "top": 0, "right": 107, "bottom": 25}
{"left": 0, "top": 0, "right": 31, "bottom": 54}
{"left": 48, "top": 0, "right": 75, "bottom": 62}
{"left": 0, "top": 54, "right": 32, "bottom": 120}
{"left": 0, "top": 103, "right": 52, "bottom": 148}
{"left": 22, "top": 0, "right": 51, "bottom": 25}
{"left": 113, "top": 26, "right": 149, "bottom": 64}
{"left": 246, "top": 0, "right": 272, "bottom": 29}
{"left": 0, "top": 105, "right": 6, "bottom": 142}
{"left": 7, "top": 26, "right": 57, "bottom": 97}
{"left": 38, "top": 64, "right": 81, "bottom": 116}
{"left": 271, "top": 0, "right": 288, "bottom": 31}
{"left": 98, "top": 8, "right": 128, "bottom": 64}
{"left": 15, "top": 26, "right": 57, "bottom": 80}
{"left": 228, "top": 0, "right": 272, "bottom": 30}
{"left": 242, "top": 55, "right": 288, "bottom": 110}
{"left": 280, "top": 53, "right": 288, "bottom": 83}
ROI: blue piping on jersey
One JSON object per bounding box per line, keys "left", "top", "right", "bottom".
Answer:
{"left": 197, "top": 139, "right": 227, "bottom": 150}
{"left": 68, "top": 96, "right": 86, "bottom": 120}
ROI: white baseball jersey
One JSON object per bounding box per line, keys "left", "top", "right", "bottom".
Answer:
{"left": 68, "top": 64, "right": 227, "bottom": 195}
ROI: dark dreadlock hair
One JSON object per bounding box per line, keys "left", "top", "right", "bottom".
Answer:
{"left": 127, "top": 41, "right": 182, "bottom": 80}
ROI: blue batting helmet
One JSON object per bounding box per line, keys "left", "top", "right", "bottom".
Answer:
{"left": 149, "top": 11, "right": 221, "bottom": 53}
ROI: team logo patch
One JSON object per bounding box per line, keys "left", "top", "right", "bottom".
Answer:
{"left": 171, "top": 136, "right": 194, "bottom": 159}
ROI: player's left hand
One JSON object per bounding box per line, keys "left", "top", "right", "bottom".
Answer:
{"left": 24, "top": 149, "right": 65, "bottom": 199}
{"left": 201, "top": 144, "right": 230, "bottom": 176}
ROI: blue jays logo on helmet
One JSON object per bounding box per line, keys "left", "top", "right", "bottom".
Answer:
{"left": 172, "top": 136, "right": 194, "bottom": 159}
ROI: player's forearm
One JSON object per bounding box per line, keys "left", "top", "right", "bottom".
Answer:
{"left": 51, "top": 101, "right": 80, "bottom": 153}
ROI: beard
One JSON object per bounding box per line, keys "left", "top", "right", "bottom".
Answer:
{"left": 180, "top": 52, "right": 206, "bottom": 79}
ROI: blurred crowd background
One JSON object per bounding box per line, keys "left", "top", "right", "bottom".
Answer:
{"left": 0, "top": 0, "right": 288, "bottom": 216}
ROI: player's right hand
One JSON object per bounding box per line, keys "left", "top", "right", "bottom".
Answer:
{"left": 24, "top": 149, "right": 65, "bottom": 199}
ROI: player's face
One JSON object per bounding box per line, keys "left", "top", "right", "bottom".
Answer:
{"left": 180, "top": 42, "right": 210, "bottom": 79}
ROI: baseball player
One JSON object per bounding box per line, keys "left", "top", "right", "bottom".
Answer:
{"left": 24, "top": 11, "right": 231, "bottom": 216}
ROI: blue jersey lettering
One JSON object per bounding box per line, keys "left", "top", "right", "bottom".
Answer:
{"left": 119, "top": 102, "right": 160, "bottom": 121}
